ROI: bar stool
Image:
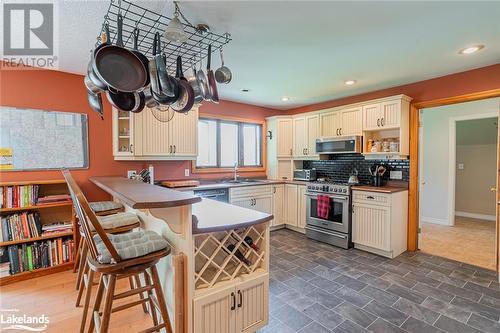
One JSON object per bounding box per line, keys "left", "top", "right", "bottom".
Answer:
{"left": 73, "top": 201, "right": 125, "bottom": 273}
{"left": 63, "top": 170, "right": 173, "bottom": 333}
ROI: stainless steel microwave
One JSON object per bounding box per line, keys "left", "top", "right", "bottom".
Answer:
{"left": 293, "top": 169, "right": 317, "bottom": 181}
{"left": 316, "top": 136, "right": 362, "bottom": 154}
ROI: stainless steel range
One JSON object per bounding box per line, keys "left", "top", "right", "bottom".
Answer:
{"left": 305, "top": 180, "right": 353, "bottom": 249}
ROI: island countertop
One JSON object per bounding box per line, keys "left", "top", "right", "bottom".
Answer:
{"left": 90, "top": 176, "right": 201, "bottom": 209}
{"left": 191, "top": 198, "right": 273, "bottom": 234}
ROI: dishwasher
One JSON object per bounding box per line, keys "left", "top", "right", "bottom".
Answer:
{"left": 193, "top": 188, "right": 229, "bottom": 203}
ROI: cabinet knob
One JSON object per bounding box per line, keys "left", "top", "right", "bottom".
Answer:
{"left": 129, "top": 144, "right": 133, "bottom": 153}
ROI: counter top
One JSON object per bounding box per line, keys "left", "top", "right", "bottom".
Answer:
{"left": 351, "top": 185, "right": 408, "bottom": 194}
{"left": 191, "top": 198, "right": 273, "bottom": 234}
{"left": 165, "top": 179, "right": 308, "bottom": 191}
{"left": 90, "top": 176, "right": 201, "bottom": 209}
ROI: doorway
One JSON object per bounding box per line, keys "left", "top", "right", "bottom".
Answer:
{"left": 418, "top": 98, "right": 499, "bottom": 270}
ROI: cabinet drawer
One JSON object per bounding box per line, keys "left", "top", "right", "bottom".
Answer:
{"left": 230, "top": 185, "right": 273, "bottom": 200}
{"left": 353, "top": 191, "right": 391, "bottom": 206}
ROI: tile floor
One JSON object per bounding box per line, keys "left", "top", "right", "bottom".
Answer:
{"left": 259, "top": 229, "right": 500, "bottom": 333}
{"left": 420, "top": 217, "right": 497, "bottom": 270}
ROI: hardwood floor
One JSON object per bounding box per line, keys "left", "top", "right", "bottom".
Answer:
{"left": 0, "top": 270, "right": 152, "bottom": 332}
{"left": 420, "top": 216, "right": 496, "bottom": 270}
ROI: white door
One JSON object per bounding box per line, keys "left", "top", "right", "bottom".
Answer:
{"left": 277, "top": 118, "right": 293, "bottom": 158}
{"left": 297, "top": 185, "right": 307, "bottom": 229}
{"left": 293, "top": 117, "right": 307, "bottom": 157}
{"left": 320, "top": 111, "right": 340, "bottom": 137}
{"left": 113, "top": 107, "right": 136, "bottom": 157}
{"left": 277, "top": 160, "right": 293, "bottom": 181}
{"left": 169, "top": 108, "right": 198, "bottom": 157}
{"left": 284, "top": 184, "right": 298, "bottom": 227}
{"left": 140, "top": 106, "right": 171, "bottom": 155}
{"left": 193, "top": 285, "right": 236, "bottom": 333}
{"left": 352, "top": 202, "right": 391, "bottom": 251}
{"left": 380, "top": 100, "right": 401, "bottom": 129}
{"left": 340, "top": 107, "right": 362, "bottom": 136}
{"left": 253, "top": 196, "right": 273, "bottom": 215}
{"left": 236, "top": 274, "right": 269, "bottom": 333}
{"left": 306, "top": 115, "right": 319, "bottom": 155}
{"left": 363, "top": 103, "right": 382, "bottom": 130}
{"left": 272, "top": 185, "right": 285, "bottom": 227}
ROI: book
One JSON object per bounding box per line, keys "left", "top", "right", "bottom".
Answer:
{"left": 0, "top": 212, "right": 43, "bottom": 242}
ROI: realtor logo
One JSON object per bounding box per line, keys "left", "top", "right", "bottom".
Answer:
{"left": 3, "top": 3, "right": 53, "bottom": 55}
{"left": 2, "top": 1, "right": 58, "bottom": 69}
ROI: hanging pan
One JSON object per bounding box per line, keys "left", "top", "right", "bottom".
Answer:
{"left": 206, "top": 44, "right": 219, "bottom": 103}
{"left": 171, "top": 56, "right": 195, "bottom": 113}
{"left": 131, "top": 27, "right": 150, "bottom": 86}
{"left": 215, "top": 48, "right": 232, "bottom": 84}
{"left": 92, "top": 13, "right": 147, "bottom": 93}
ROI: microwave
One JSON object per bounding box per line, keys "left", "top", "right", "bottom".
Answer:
{"left": 293, "top": 169, "right": 317, "bottom": 181}
{"left": 316, "top": 136, "right": 362, "bottom": 154}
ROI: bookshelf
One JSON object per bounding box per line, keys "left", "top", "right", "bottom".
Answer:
{"left": 0, "top": 180, "right": 77, "bottom": 286}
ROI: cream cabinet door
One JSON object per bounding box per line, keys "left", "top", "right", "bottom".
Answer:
{"left": 284, "top": 184, "right": 298, "bottom": 227}
{"left": 320, "top": 111, "right": 341, "bottom": 137}
{"left": 297, "top": 185, "right": 307, "bottom": 229}
{"left": 140, "top": 106, "right": 171, "bottom": 155}
{"left": 277, "top": 118, "right": 293, "bottom": 158}
{"left": 306, "top": 115, "right": 319, "bottom": 155}
{"left": 193, "top": 284, "right": 236, "bottom": 333}
{"left": 293, "top": 117, "right": 307, "bottom": 158}
{"left": 340, "top": 107, "right": 362, "bottom": 136}
{"left": 277, "top": 159, "right": 293, "bottom": 180}
{"left": 272, "top": 185, "right": 284, "bottom": 227}
{"left": 362, "top": 103, "right": 382, "bottom": 131}
{"left": 231, "top": 197, "right": 254, "bottom": 210}
{"left": 236, "top": 274, "right": 269, "bottom": 333}
{"left": 380, "top": 100, "right": 401, "bottom": 129}
{"left": 352, "top": 202, "right": 391, "bottom": 251}
{"left": 169, "top": 108, "right": 198, "bottom": 157}
{"left": 113, "top": 107, "right": 137, "bottom": 157}
{"left": 253, "top": 196, "right": 273, "bottom": 215}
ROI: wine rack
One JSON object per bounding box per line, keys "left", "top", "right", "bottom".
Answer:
{"left": 194, "top": 224, "right": 266, "bottom": 290}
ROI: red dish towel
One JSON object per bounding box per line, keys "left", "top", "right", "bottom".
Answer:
{"left": 317, "top": 194, "right": 331, "bottom": 219}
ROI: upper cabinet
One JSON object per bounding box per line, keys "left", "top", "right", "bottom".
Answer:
{"left": 320, "top": 107, "right": 361, "bottom": 137}
{"left": 112, "top": 106, "right": 198, "bottom": 160}
{"left": 275, "top": 118, "right": 294, "bottom": 158}
{"left": 293, "top": 114, "right": 319, "bottom": 159}
{"left": 363, "top": 99, "right": 402, "bottom": 131}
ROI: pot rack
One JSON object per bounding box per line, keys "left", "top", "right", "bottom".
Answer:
{"left": 96, "top": 0, "right": 232, "bottom": 74}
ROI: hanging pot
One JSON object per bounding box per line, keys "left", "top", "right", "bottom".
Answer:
{"left": 188, "top": 65, "right": 203, "bottom": 104}
{"left": 215, "top": 48, "right": 232, "bottom": 84}
{"left": 206, "top": 44, "right": 219, "bottom": 103}
{"left": 171, "top": 56, "right": 195, "bottom": 113}
{"left": 131, "top": 27, "right": 150, "bottom": 86}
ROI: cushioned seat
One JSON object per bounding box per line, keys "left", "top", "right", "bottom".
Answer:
{"left": 89, "top": 201, "right": 124, "bottom": 215}
{"left": 94, "top": 212, "right": 141, "bottom": 231}
{"left": 94, "top": 230, "right": 169, "bottom": 264}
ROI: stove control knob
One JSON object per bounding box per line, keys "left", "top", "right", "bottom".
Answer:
{"left": 343, "top": 189, "right": 347, "bottom": 193}
{"left": 333, "top": 188, "right": 337, "bottom": 192}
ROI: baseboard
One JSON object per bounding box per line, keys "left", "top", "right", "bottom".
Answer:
{"left": 420, "top": 216, "right": 451, "bottom": 226}
{"left": 455, "top": 211, "right": 496, "bottom": 222}
{"left": 284, "top": 225, "right": 306, "bottom": 234}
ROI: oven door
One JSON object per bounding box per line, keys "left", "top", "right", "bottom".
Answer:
{"left": 306, "top": 192, "right": 350, "bottom": 233}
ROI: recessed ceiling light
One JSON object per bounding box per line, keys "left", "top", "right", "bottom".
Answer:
{"left": 240, "top": 89, "right": 250, "bottom": 92}
{"left": 344, "top": 80, "right": 357, "bottom": 86}
{"left": 459, "top": 45, "right": 484, "bottom": 55}
{"left": 281, "top": 97, "right": 289, "bottom": 102}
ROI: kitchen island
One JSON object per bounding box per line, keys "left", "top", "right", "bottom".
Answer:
{"left": 90, "top": 177, "right": 273, "bottom": 333}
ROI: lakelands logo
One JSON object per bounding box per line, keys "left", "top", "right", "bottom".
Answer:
{"left": 0, "top": 309, "right": 49, "bottom": 331}
{"left": 2, "top": 1, "right": 58, "bottom": 69}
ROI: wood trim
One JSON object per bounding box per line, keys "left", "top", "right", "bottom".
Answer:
{"left": 413, "top": 89, "right": 500, "bottom": 109}
{"left": 409, "top": 90, "right": 500, "bottom": 273}
{"left": 0, "top": 179, "right": 67, "bottom": 186}
{"left": 0, "top": 262, "right": 73, "bottom": 286}
{"left": 192, "top": 114, "right": 268, "bottom": 175}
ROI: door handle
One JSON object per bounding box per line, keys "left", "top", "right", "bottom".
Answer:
{"left": 169, "top": 145, "right": 172, "bottom": 154}
{"left": 377, "top": 119, "right": 380, "bottom": 127}
{"left": 290, "top": 148, "right": 293, "bottom": 156}
{"left": 129, "top": 144, "right": 133, "bottom": 153}
{"left": 339, "top": 128, "right": 342, "bottom": 136}
{"left": 230, "top": 292, "right": 236, "bottom": 310}
{"left": 173, "top": 145, "right": 176, "bottom": 153}
{"left": 491, "top": 187, "right": 497, "bottom": 192}
{"left": 381, "top": 118, "right": 384, "bottom": 126}
{"left": 303, "top": 148, "right": 305, "bottom": 155}
{"left": 237, "top": 290, "right": 242, "bottom": 308}
{"left": 367, "top": 196, "right": 375, "bottom": 200}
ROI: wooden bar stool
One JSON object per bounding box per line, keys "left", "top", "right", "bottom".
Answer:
{"left": 63, "top": 170, "right": 173, "bottom": 333}
{"left": 74, "top": 201, "right": 125, "bottom": 273}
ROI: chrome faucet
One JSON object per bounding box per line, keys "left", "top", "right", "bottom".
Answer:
{"left": 233, "top": 163, "right": 239, "bottom": 181}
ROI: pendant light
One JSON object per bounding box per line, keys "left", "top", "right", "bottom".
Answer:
{"left": 164, "top": 2, "right": 188, "bottom": 42}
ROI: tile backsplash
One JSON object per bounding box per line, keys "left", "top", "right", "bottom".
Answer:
{"left": 303, "top": 154, "right": 409, "bottom": 184}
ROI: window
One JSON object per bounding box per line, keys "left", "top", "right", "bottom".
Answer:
{"left": 196, "top": 118, "right": 263, "bottom": 169}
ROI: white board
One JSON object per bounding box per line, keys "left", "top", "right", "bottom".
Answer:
{"left": 0, "top": 107, "right": 89, "bottom": 171}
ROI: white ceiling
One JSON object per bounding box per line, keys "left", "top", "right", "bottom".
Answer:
{"left": 48, "top": 1, "right": 500, "bottom": 109}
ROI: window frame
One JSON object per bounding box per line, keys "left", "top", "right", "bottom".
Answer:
{"left": 193, "top": 114, "right": 266, "bottom": 174}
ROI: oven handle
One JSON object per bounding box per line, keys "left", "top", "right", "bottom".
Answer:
{"left": 305, "top": 193, "right": 348, "bottom": 200}
{"left": 305, "top": 225, "right": 348, "bottom": 239}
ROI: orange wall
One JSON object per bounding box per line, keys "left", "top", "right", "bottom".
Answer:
{"left": 0, "top": 68, "right": 280, "bottom": 201}
{"left": 288, "top": 63, "right": 500, "bottom": 114}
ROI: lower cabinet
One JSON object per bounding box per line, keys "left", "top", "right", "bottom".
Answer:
{"left": 271, "top": 185, "right": 285, "bottom": 227}
{"left": 284, "top": 184, "right": 298, "bottom": 227}
{"left": 352, "top": 190, "right": 408, "bottom": 258}
{"left": 297, "top": 185, "right": 307, "bottom": 229}
{"left": 193, "top": 273, "right": 269, "bottom": 333}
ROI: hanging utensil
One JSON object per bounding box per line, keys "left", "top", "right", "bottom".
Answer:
{"left": 149, "top": 33, "right": 177, "bottom": 105}
{"left": 215, "top": 48, "right": 232, "bottom": 84}
{"left": 87, "top": 24, "right": 110, "bottom": 92}
{"left": 106, "top": 90, "right": 145, "bottom": 113}
{"left": 188, "top": 59, "right": 203, "bottom": 104}
{"left": 92, "top": 13, "right": 147, "bottom": 93}
{"left": 86, "top": 91, "right": 104, "bottom": 119}
{"left": 206, "top": 44, "right": 219, "bottom": 103}
{"left": 131, "top": 27, "right": 150, "bottom": 86}
{"left": 171, "top": 56, "right": 195, "bottom": 113}
{"left": 151, "top": 105, "right": 176, "bottom": 123}
{"left": 195, "top": 49, "right": 210, "bottom": 100}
